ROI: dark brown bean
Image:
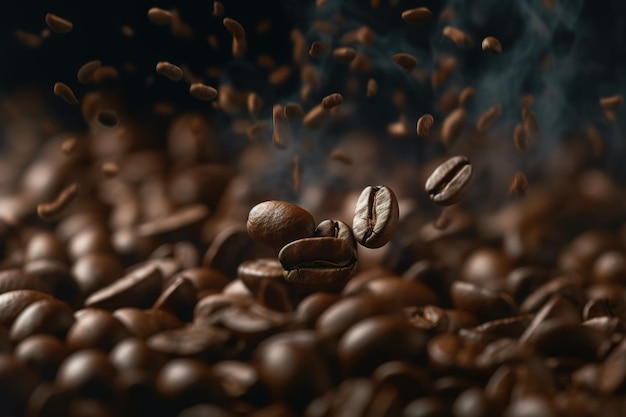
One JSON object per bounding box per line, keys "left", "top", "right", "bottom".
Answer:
{"left": 401, "top": 7, "right": 432, "bottom": 24}
{"left": 332, "top": 47, "right": 357, "bottom": 63}
{"left": 441, "top": 107, "right": 466, "bottom": 145}
{"left": 366, "top": 78, "right": 378, "bottom": 97}
{"left": 392, "top": 53, "right": 418, "bottom": 73}
{"left": 109, "top": 338, "right": 166, "bottom": 375}
{"left": 137, "top": 204, "right": 209, "bottom": 238}
{"left": 0, "top": 290, "right": 53, "bottom": 328}
{"left": 156, "top": 61, "right": 183, "bottom": 81}
{"left": 53, "top": 82, "right": 78, "bottom": 105}
{"left": 599, "top": 94, "right": 623, "bottom": 112}
{"left": 71, "top": 253, "right": 123, "bottom": 296}
{"left": 148, "top": 325, "right": 233, "bottom": 359}
{"left": 416, "top": 114, "right": 434, "bottom": 137}
{"left": 147, "top": 8, "right": 173, "bottom": 25}
{"left": 272, "top": 104, "right": 292, "bottom": 149}
{"left": 295, "top": 292, "right": 340, "bottom": 328}
{"left": 247, "top": 92, "right": 263, "bottom": 116}
{"left": 482, "top": 36, "right": 503, "bottom": 54}
{"left": 459, "top": 86, "right": 476, "bottom": 106}
{"left": 321, "top": 93, "right": 343, "bottom": 109}
{"left": 352, "top": 185, "right": 399, "bottom": 248}
{"left": 113, "top": 308, "right": 182, "bottom": 339}
{"left": 202, "top": 225, "right": 253, "bottom": 278}
{"left": 309, "top": 41, "right": 329, "bottom": 57}
{"left": 14, "top": 335, "right": 68, "bottom": 381}
{"left": 66, "top": 309, "right": 131, "bottom": 352}
{"left": 153, "top": 276, "right": 197, "bottom": 321}
{"left": 302, "top": 104, "right": 328, "bottom": 130}
{"left": 509, "top": 172, "right": 528, "bottom": 196}
{"left": 189, "top": 83, "right": 218, "bottom": 101}
{"left": 212, "top": 1, "right": 224, "bottom": 16}
{"left": 450, "top": 281, "right": 518, "bottom": 321}
{"left": 425, "top": 156, "right": 473, "bottom": 206}
{"left": 476, "top": 104, "right": 501, "bottom": 131}
{"left": 77, "top": 60, "right": 102, "bottom": 84}
{"left": 10, "top": 298, "right": 75, "bottom": 342}
{"left": 442, "top": 26, "right": 472, "bottom": 46}
{"left": 45, "top": 13, "right": 73, "bottom": 33}
{"left": 223, "top": 17, "right": 246, "bottom": 39}
{"left": 55, "top": 349, "right": 116, "bottom": 399}
{"left": 156, "top": 358, "right": 225, "bottom": 410}
{"left": 37, "top": 182, "right": 80, "bottom": 221}
{"left": 0, "top": 354, "right": 41, "bottom": 416}
{"left": 314, "top": 219, "right": 357, "bottom": 249}
{"left": 247, "top": 200, "right": 315, "bottom": 250}
{"left": 283, "top": 102, "right": 303, "bottom": 120}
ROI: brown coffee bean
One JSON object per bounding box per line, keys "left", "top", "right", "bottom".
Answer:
{"left": 321, "top": 93, "right": 343, "bottom": 109}
{"left": 425, "top": 156, "right": 473, "bottom": 206}
{"left": 301, "top": 104, "right": 328, "bottom": 130}
{"left": 153, "top": 277, "right": 197, "bottom": 321}
{"left": 147, "top": 7, "right": 173, "bottom": 25}
{"left": 441, "top": 107, "right": 466, "bottom": 145}
{"left": 373, "top": 360, "right": 433, "bottom": 401}
{"left": 519, "top": 276, "right": 583, "bottom": 314}
{"left": 599, "top": 94, "right": 623, "bottom": 112}
{"left": 109, "top": 338, "right": 166, "bottom": 375}
{"left": 295, "top": 293, "right": 340, "bottom": 328}
{"left": 442, "top": 26, "right": 472, "bottom": 46}
{"left": 314, "top": 219, "right": 357, "bottom": 249}
{"left": 482, "top": 36, "right": 503, "bottom": 54}
{"left": 416, "top": 114, "right": 434, "bottom": 137}
{"left": 148, "top": 325, "right": 233, "bottom": 359}
{"left": 364, "top": 277, "right": 439, "bottom": 308}
{"left": 212, "top": 1, "right": 224, "bottom": 16}
{"left": 246, "top": 92, "right": 263, "bottom": 117}
{"left": 45, "top": 13, "right": 73, "bottom": 33}
{"left": 238, "top": 258, "right": 283, "bottom": 292}
{"left": 366, "top": 78, "right": 378, "bottom": 97}
{"left": 476, "top": 104, "right": 502, "bottom": 131}
{"left": 231, "top": 37, "right": 247, "bottom": 58}
{"left": 352, "top": 185, "right": 399, "bottom": 249}
{"left": 272, "top": 104, "right": 292, "bottom": 149}
{"left": 138, "top": 204, "right": 209, "bottom": 238}
{"left": 203, "top": 225, "right": 253, "bottom": 278}
{"left": 55, "top": 349, "right": 116, "bottom": 399}
{"left": 513, "top": 123, "right": 528, "bottom": 151}
{"left": 401, "top": 7, "right": 432, "bottom": 24}
{"left": 247, "top": 200, "right": 315, "bottom": 250}
{"left": 25, "top": 232, "right": 66, "bottom": 263}
{"left": 309, "top": 41, "right": 329, "bottom": 57}
{"left": 66, "top": 309, "right": 131, "bottom": 352}
{"left": 14, "top": 334, "right": 68, "bottom": 381}
{"left": 71, "top": 253, "right": 123, "bottom": 296}
{"left": 61, "top": 137, "right": 77, "bottom": 155}
{"left": 156, "top": 61, "right": 183, "bottom": 82}
{"left": 459, "top": 86, "right": 476, "bottom": 106}
{"left": 10, "top": 298, "right": 75, "bottom": 342}
{"left": 53, "top": 82, "right": 78, "bottom": 105}
{"left": 223, "top": 17, "right": 246, "bottom": 40}
{"left": 0, "top": 269, "right": 52, "bottom": 295}
{"left": 37, "top": 182, "right": 80, "bottom": 221}
{"left": 338, "top": 315, "right": 427, "bottom": 376}
{"left": 0, "top": 290, "right": 53, "bottom": 328}
{"left": 170, "top": 267, "right": 228, "bottom": 293}
{"left": 113, "top": 308, "right": 182, "bottom": 339}
{"left": 328, "top": 148, "right": 353, "bottom": 165}
{"left": 212, "top": 360, "right": 261, "bottom": 402}
{"left": 0, "top": 354, "right": 41, "bottom": 416}
{"left": 509, "top": 172, "right": 528, "bottom": 196}
{"left": 279, "top": 237, "right": 357, "bottom": 291}
{"left": 189, "top": 83, "right": 218, "bottom": 101}
{"left": 332, "top": 47, "right": 357, "bottom": 63}
{"left": 84, "top": 263, "right": 163, "bottom": 310}
{"left": 393, "top": 53, "right": 418, "bottom": 73}
{"left": 450, "top": 282, "right": 517, "bottom": 321}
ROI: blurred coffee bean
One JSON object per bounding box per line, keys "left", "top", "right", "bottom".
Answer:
{"left": 66, "top": 309, "right": 131, "bottom": 351}
{"left": 71, "top": 253, "right": 124, "bottom": 296}
{"left": 147, "top": 325, "right": 234, "bottom": 360}
{"left": 246, "top": 201, "right": 315, "bottom": 250}
{"left": 203, "top": 225, "right": 254, "bottom": 278}
{"left": 461, "top": 247, "right": 512, "bottom": 292}
{"left": 372, "top": 361, "right": 433, "bottom": 401}
{"left": 0, "top": 354, "right": 41, "bottom": 417}
{"left": 153, "top": 277, "right": 197, "bottom": 321}
{"left": 113, "top": 308, "right": 182, "bottom": 339}
{"left": 24, "top": 231, "right": 66, "bottom": 263}
{"left": 10, "top": 298, "right": 75, "bottom": 342}
{"left": 450, "top": 282, "right": 517, "bottom": 321}
{"left": 14, "top": 334, "right": 68, "bottom": 381}
{"left": 109, "top": 338, "right": 166, "bottom": 376}
{"left": 295, "top": 292, "right": 340, "bottom": 328}
{"left": 0, "top": 290, "right": 53, "bottom": 328}
{"left": 0, "top": 269, "right": 52, "bottom": 295}
{"left": 56, "top": 349, "right": 117, "bottom": 400}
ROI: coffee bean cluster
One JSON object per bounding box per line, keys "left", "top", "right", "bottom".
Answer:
{"left": 1, "top": 1, "right": 626, "bottom": 417}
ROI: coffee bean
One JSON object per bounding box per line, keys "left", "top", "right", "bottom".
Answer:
{"left": 302, "top": 104, "right": 328, "bottom": 130}
{"left": 441, "top": 107, "right": 466, "bottom": 145}
{"left": 113, "top": 308, "right": 182, "bottom": 339}
{"left": 55, "top": 349, "right": 116, "bottom": 400}
{"left": 137, "top": 204, "right": 209, "bottom": 238}
{"left": 72, "top": 253, "right": 124, "bottom": 296}
{"left": 373, "top": 361, "right": 433, "bottom": 401}
{"left": 599, "top": 94, "right": 623, "bottom": 112}
{"left": 61, "top": 137, "right": 77, "bottom": 155}
{"left": 309, "top": 41, "right": 329, "bottom": 57}
{"left": 0, "top": 291, "right": 53, "bottom": 328}
{"left": 156, "top": 62, "right": 183, "bottom": 82}
{"left": 247, "top": 201, "right": 315, "bottom": 250}
{"left": 272, "top": 104, "right": 291, "bottom": 149}
{"left": 476, "top": 104, "right": 502, "bottom": 131}
{"left": 328, "top": 148, "right": 353, "bottom": 165}
{"left": 203, "top": 225, "right": 253, "bottom": 278}
{"left": 53, "top": 82, "right": 78, "bottom": 105}
{"left": 482, "top": 36, "right": 503, "bottom": 54}
{"left": 14, "top": 334, "right": 68, "bottom": 381}
{"left": 295, "top": 292, "right": 340, "bottom": 328}
{"left": 0, "top": 269, "right": 52, "bottom": 295}
{"left": 425, "top": 156, "right": 473, "bottom": 206}
{"left": 338, "top": 315, "right": 427, "bottom": 376}
{"left": 279, "top": 237, "right": 357, "bottom": 291}
{"left": 66, "top": 309, "right": 131, "bottom": 352}
{"left": 450, "top": 282, "right": 517, "bottom": 321}
{"left": 189, "top": 83, "right": 218, "bottom": 101}
{"left": 147, "top": 8, "right": 173, "bottom": 25}
{"left": 212, "top": 360, "right": 261, "bottom": 402}
{"left": 231, "top": 37, "right": 247, "bottom": 58}
{"left": 212, "top": 1, "right": 224, "bottom": 16}
{"left": 148, "top": 325, "right": 233, "bottom": 359}
{"left": 352, "top": 185, "right": 399, "bottom": 249}
{"left": 321, "top": 93, "right": 343, "bottom": 109}
{"left": 223, "top": 17, "right": 246, "bottom": 40}
{"left": 458, "top": 86, "right": 476, "bottom": 106}
{"left": 366, "top": 78, "right": 378, "bottom": 97}
{"left": 153, "top": 276, "right": 197, "bottom": 321}
{"left": 332, "top": 47, "right": 357, "bottom": 63}
{"left": 403, "top": 397, "right": 449, "bottom": 417}
{"left": 362, "top": 277, "right": 439, "bottom": 308}
{"left": 393, "top": 53, "right": 418, "bottom": 73}
{"left": 96, "top": 110, "right": 119, "bottom": 127}
{"left": 0, "top": 354, "right": 41, "bottom": 416}
{"left": 45, "top": 13, "right": 73, "bottom": 34}
{"left": 10, "top": 298, "right": 75, "bottom": 342}
{"left": 314, "top": 219, "right": 357, "bottom": 249}
{"left": 37, "top": 182, "right": 80, "bottom": 221}
{"left": 442, "top": 26, "right": 472, "bottom": 46}
{"left": 416, "top": 114, "right": 434, "bottom": 137}
{"left": 109, "top": 338, "right": 166, "bottom": 375}
{"left": 247, "top": 92, "right": 263, "bottom": 116}
{"left": 84, "top": 263, "right": 163, "bottom": 311}
{"left": 509, "top": 172, "right": 528, "bottom": 196}
{"left": 401, "top": 7, "right": 432, "bottom": 24}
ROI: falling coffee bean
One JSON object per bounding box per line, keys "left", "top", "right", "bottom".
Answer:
{"left": 509, "top": 172, "right": 528, "bottom": 196}
{"left": 401, "top": 7, "right": 432, "bottom": 24}
{"left": 247, "top": 201, "right": 315, "bottom": 250}
{"left": 482, "top": 36, "right": 503, "bottom": 54}
{"left": 425, "top": 156, "right": 473, "bottom": 206}
{"left": 352, "top": 185, "right": 400, "bottom": 248}
{"left": 417, "top": 114, "right": 434, "bottom": 137}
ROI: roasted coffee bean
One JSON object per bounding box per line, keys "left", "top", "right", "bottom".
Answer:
{"left": 71, "top": 253, "right": 123, "bottom": 296}
{"left": 352, "top": 185, "right": 399, "bottom": 248}
{"left": 302, "top": 104, "right": 328, "bottom": 130}
{"left": 459, "top": 86, "right": 476, "bottom": 106}
{"left": 247, "top": 92, "right": 263, "bottom": 116}
{"left": 583, "top": 297, "right": 626, "bottom": 320}
{"left": 338, "top": 315, "right": 427, "bottom": 376}
{"left": 332, "top": 47, "right": 357, "bottom": 63}
{"left": 272, "top": 104, "right": 291, "bottom": 149}
{"left": 442, "top": 26, "right": 472, "bottom": 46}
{"left": 393, "top": 53, "right": 418, "bottom": 73}
{"left": 482, "top": 36, "right": 503, "bottom": 54}
{"left": 45, "top": 13, "right": 73, "bottom": 33}
{"left": 147, "top": 7, "right": 173, "bottom": 25}
{"left": 461, "top": 247, "right": 513, "bottom": 292}
{"left": 314, "top": 219, "right": 357, "bottom": 249}
{"left": 309, "top": 41, "right": 329, "bottom": 57}
{"left": 55, "top": 349, "right": 116, "bottom": 400}
{"left": 268, "top": 65, "right": 293, "bottom": 86}
{"left": 10, "top": 298, "right": 74, "bottom": 342}
{"left": 148, "top": 325, "right": 233, "bottom": 359}
{"left": 476, "top": 104, "right": 501, "bottom": 131}
{"left": 153, "top": 276, "right": 197, "bottom": 321}
{"left": 212, "top": 360, "right": 262, "bottom": 402}
{"left": 373, "top": 361, "right": 433, "bottom": 400}
{"left": 362, "top": 277, "right": 439, "bottom": 308}
{"left": 223, "top": 18, "right": 246, "bottom": 40}
{"left": 203, "top": 225, "right": 253, "bottom": 278}
{"left": 156, "top": 61, "right": 183, "bottom": 82}
{"left": 401, "top": 7, "right": 432, "bottom": 24}
{"left": 0, "top": 269, "right": 52, "bottom": 295}
{"left": 189, "top": 83, "right": 218, "bottom": 101}
{"left": 37, "top": 182, "right": 80, "bottom": 221}
{"left": 0, "top": 354, "right": 41, "bottom": 416}
{"left": 14, "top": 334, "right": 68, "bottom": 380}
{"left": 417, "top": 114, "right": 434, "bottom": 137}
{"left": 96, "top": 110, "right": 118, "bottom": 127}
{"left": 279, "top": 237, "right": 357, "bottom": 291}
{"left": 441, "top": 107, "right": 466, "bottom": 145}
{"left": 100, "top": 162, "right": 118, "bottom": 177}
{"left": 532, "top": 321, "right": 606, "bottom": 361}
{"left": 137, "top": 204, "right": 209, "bottom": 238}
{"left": 509, "top": 172, "right": 528, "bottom": 196}
{"left": 321, "top": 93, "right": 343, "bottom": 109}
{"left": 425, "top": 156, "right": 473, "bottom": 206}
{"left": 366, "top": 78, "right": 378, "bottom": 97}
{"left": 0, "top": 290, "right": 53, "bottom": 328}
{"left": 599, "top": 94, "right": 623, "bottom": 112}
{"left": 109, "top": 338, "right": 166, "bottom": 375}
{"left": 283, "top": 102, "right": 303, "bottom": 120}
{"left": 247, "top": 201, "right": 315, "bottom": 250}
{"left": 295, "top": 292, "right": 340, "bottom": 328}
{"left": 519, "top": 276, "right": 583, "bottom": 314}
{"left": 237, "top": 258, "right": 283, "bottom": 292}
{"left": 450, "top": 282, "right": 517, "bottom": 321}
{"left": 513, "top": 123, "right": 528, "bottom": 151}
{"left": 84, "top": 263, "right": 163, "bottom": 310}
{"left": 66, "top": 309, "right": 131, "bottom": 352}
{"left": 113, "top": 308, "right": 182, "bottom": 339}
{"left": 212, "top": 1, "right": 224, "bottom": 16}
{"left": 53, "top": 82, "right": 79, "bottom": 105}
{"left": 61, "top": 137, "right": 77, "bottom": 155}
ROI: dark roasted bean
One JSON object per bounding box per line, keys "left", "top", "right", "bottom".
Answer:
{"left": 482, "top": 36, "right": 503, "bottom": 54}
{"left": 401, "top": 7, "right": 432, "bottom": 24}
{"left": 53, "top": 82, "right": 79, "bottom": 105}
{"left": 45, "top": 13, "right": 73, "bottom": 33}
{"left": 417, "top": 114, "right": 434, "bottom": 137}
{"left": 247, "top": 201, "right": 315, "bottom": 250}
{"left": 352, "top": 185, "right": 399, "bottom": 248}
{"left": 156, "top": 61, "right": 183, "bottom": 82}
{"left": 425, "top": 156, "right": 473, "bottom": 206}
{"left": 55, "top": 349, "right": 116, "bottom": 400}
{"left": 66, "top": 309, "right": 131, "bottom": 352}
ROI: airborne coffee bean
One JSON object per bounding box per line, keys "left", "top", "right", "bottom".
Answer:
{"left": 156, "top": 61, "right": 183, "bottom": 81}
{"left": 246, "top": 200, "right": 315, "bottom": 250}
{"left": 482, "top": 36, "right": 503, "bottom": 54}
{"left": 53, "top": 82, "right": 78, "bottom": 105}
{"left": 45, "top": 13, "right": 73, "bottom": 33}
{"left": 425, "top": 156, "right": 473, "bottom": 206}
{"left": 401, "top": 7, "right": 432, "bottom": 24}
{"left": 416, "top": 114, "right": 434, "bottom": 137}
{"left": 314, "top": 219, "right": 357, "bottom": 249}
{"left": 352, "top": 185, "right": 399, "bottom": 249}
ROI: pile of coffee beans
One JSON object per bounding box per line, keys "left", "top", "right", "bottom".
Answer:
{"left": 0, "top": 1, "right": 626, "bottom": 416}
